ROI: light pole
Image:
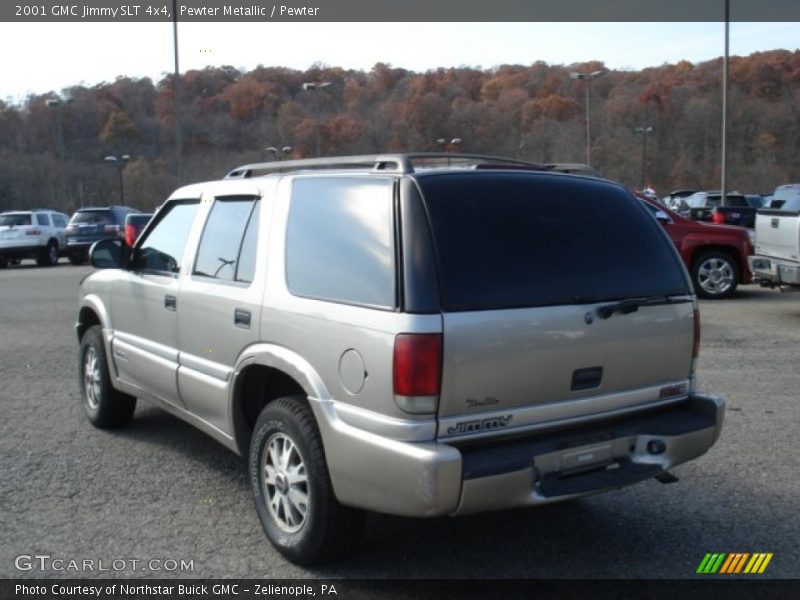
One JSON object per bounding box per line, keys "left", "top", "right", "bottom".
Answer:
{"left": 570, "top": 70, "right": 605, "bottom": 166}
{"left": 172, "top": 0, "right": 183, "bottom": 184}
{"left": 265, "top": 146, "right": 293, "bottom": 161}
{"left": 104, "top": 155, "right": 130, "bottom": 204}
{"left": 437, "top": 137, "right": 462, "bottom": 166}
{"left": 46, "top": 97, "right": 72, "bottom": 202}
{"left": 302, "top": 81, "right": 332, "bottom": 157}
{"left": 634, "top": 126, "right": 654, "bottom": 190}
{"left": 721, "top": 0, "right": 730, "bottom": 206}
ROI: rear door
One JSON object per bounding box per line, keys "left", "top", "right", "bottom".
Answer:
{"left": 416, "top": 173, "right": 695, "bottom": 435}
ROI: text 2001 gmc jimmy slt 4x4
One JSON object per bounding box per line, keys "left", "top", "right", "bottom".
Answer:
{"left": 77, "top": 154, "right": 724, "bottom": 564}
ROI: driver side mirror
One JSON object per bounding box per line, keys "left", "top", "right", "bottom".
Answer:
{"left": 90, "top": 238, "right": 127, "bottom": 269}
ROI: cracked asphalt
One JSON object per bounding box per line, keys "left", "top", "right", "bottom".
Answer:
{"left": 1, "top": 262, "right": 798, "bottom": 579}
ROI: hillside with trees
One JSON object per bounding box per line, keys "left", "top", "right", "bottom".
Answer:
{"left": 1, "top": 49, "right": 798, "bottom": 212}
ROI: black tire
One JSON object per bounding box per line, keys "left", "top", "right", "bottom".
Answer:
{"left": 692, "top": 251, "right": 739, "bottom": 299}
{"left": 69, "top": 255, "right": 87, "bottom": 266}
{"left": 249, "top": 396, "right": 365, "bottom": 565}
{"left": 79, "top": 325, "right": 136, "bottom": 428}
{"left": 37, "top": 240, "right": 59, "bottom": 266}
{"left": 0, "top": 258, "right": 7, "bottom": 268}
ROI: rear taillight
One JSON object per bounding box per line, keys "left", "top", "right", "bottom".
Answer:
{"left": 692, "top": 308, "right": 701, "bottom": 360}
{"left": 65, "top": 226, "right": 76, "bottom": 235}
{"left": 24, "top": 228, "right": 41, "bottom": 235}
{"left": 104, "top": 224, "right": 120, "bottom": 235}
{"left": 124, "top": 225, "right": 136, "bottom": 246}
{"left": 711, "top": 211, "right": 725, "bottom": 224}
{"left": 393, "top": 333, "right": 442, "bottom": 414}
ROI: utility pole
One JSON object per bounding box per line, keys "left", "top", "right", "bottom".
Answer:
{"left": 634, "top": 126, "right": 654, "bottom": 190}
{"left": 172, "top": 0, "right": 183, "bottom": 184}
{"left": 569, "top": 70, "right": 605, "bottom": 167}
{"left": 720, "top": 0, "right": 730, "bottom": 206}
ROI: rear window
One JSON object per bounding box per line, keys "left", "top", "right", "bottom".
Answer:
{"left": 0, "top": 213, "right": 32, "bottom": 226}
{"left": 71, "top": 210, "right": 114, "bottom": 225}
{"left": 417, "top": 173, "right": 689, "bottom": 311}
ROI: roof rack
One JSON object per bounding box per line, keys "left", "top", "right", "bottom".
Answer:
{"left": 223, "top": 153, "right": 555, "bottom": 179}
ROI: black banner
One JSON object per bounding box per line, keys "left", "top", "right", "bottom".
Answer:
{"left": 3, "top": 0, "right": 800, "bottom": 22}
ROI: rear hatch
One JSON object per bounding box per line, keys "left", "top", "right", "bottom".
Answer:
{"left": 67, "top": 209, "right": 118, "bottom": 241}
{"left": 416, "top": 173, "right": 695, "bottom": 437}
{"left": 0, "top": 213, "right": 33, "bottom": 244}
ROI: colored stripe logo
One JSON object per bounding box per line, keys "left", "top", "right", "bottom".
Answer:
{"left": 696, "top": 552, "right": 773, "bottom": 574}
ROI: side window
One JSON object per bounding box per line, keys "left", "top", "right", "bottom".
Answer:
{"left": 52, "top": 214, "right": 67, "bottom": 227}
{"left": 286, "top": 177, "right": 395, "bottom": 308}
{"left": 133, "top": 201, "right": 200, "bottom": 274}
{"left": 236, "top": 201, "right": 260, "bottom": 283}
{"left": 193, "top": 197, "right": 258, "bottom": 282}
{"left": 36, "top": 213, "right": 51, "bottom": 226}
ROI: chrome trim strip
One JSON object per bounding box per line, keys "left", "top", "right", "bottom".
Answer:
{"left": 437, "top": 380, "right": 691, "bottom": 442}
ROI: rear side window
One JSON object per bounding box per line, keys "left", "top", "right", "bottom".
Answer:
{"left": 36, "top": 213, "right": 51, "bottom": 226}
{"left": 286, "top": 177, "right": 395, "bottom": 308}
{"left": 133, "top": 201, "right": 200, "bottom": 274}
{"left": 52, "top": 214, "right": 67, "bottom": 227}
{"left": 0, "top": 214, "right": 32, "bottom": 226}
{"left": 418, "top": 173, "right": 689, "bottom": 311}
{"left": 194, "top": 197, "right": 259, "bottom": 283}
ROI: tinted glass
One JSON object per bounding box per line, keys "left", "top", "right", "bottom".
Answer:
{"left": 36, "top": 213, "right": 51, "bottom": 226}
{"left": 418, "top": 173, "right": 689, "bottom": 311}
{"left": 194, "top": 198, "right": 256, "bottom": 282}
{"left": 286, "top": 177, "right": 395, "bottom": 308}
{"left": 236, "top": 201, "right": 260, "bottom": 283}
{"left": 133, "top": 201, "right": 199, "bottom": 274}
{"left": 0, "top": 214, "right": 32, "bottom": 226}
{"left": 71, "top": 210, "right": 113, "bottom": 224}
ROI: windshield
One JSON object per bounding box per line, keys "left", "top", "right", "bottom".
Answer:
{"left": 418, "top": 173, "right": 689, "bottom": 311}
{"left": 0, "top": 213, "right": 32, "bottom": 227}
{"left": 70, "top": 210, "right": 114, "bottom": 225}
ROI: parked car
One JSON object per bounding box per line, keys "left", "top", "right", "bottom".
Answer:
{"left": 124, "top": 212, "right": 153, "bottom": 247}
{"left": 0, "top": 209, "right": 69, "bottom": 267}
{"left": 637, "top": 193, "right": 753, "bottom": 299}
{"left": 662, "top": 189, "right": 696, "bottom": 211}
{"left": 745, "top": 194, "right": 766, "bottom": 208}
{"left": 682, "top": 191, "right": 757, "bottom": 228}
{"left": 748, "top": 183, "right": 800, "bottom": 290}
{"left": 77, "top": 154, "right": 724, "bottom": 564}
{"left": 65, "top": 205, "right": 139, "bottom": 265}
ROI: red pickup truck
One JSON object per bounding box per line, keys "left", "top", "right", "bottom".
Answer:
{"left": 638, "top": 194, "right": 753, "bottom": 299}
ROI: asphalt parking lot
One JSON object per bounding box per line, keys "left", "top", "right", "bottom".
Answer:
{"left": 1, "top": 261, "right": 798, "bottom": 579}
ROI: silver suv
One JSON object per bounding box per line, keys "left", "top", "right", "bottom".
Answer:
{"left": 0, "top": 209, "right": 69, "bottom": 267}
{"left": 77, "top": 154, "right": 724, "bottom": 564}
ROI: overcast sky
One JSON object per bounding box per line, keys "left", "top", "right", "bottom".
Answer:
{"left": 1, "top": 21, "right": 798, "bottom": 102}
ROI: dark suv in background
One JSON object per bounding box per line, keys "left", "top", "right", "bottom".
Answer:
{"left": 65, "top": 206, "right": 139, "bottom": 265}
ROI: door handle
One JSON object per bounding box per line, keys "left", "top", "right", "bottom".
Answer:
{"left": 164, "top": 294, "right": 177, "bottom": 311}
{"left": 234, "top": 309, "right": 251, "bottom": 329}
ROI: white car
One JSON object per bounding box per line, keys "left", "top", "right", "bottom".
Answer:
{"left": 0, "top": 209, "right": 69, "bottom": 267}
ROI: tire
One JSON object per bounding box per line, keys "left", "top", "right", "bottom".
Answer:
{"left": 69, "top": 255, "right": 87, "bottom": 266}
{"left": 37, "top": 241, "right": 59, "bottom": 266}
{"left": 692, "top": 251, "right": 739, "bottom": 299}
{"left": 0, "top": 258, "right": 7, "bottom": 268}
{"left": 79, "top": 325, "right": 136, "bottom": 428}
{"left": 249, "top": 396, "right": 365, "bottom": 565}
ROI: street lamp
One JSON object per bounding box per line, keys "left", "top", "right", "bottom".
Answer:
{"left": 302, "top": 81, "right": 333, "bottom": 157}
{"left": 265, "top": 146, "right": 293, "bottom": 161}
{"left": 104, "top": 154, "right": 130, "bottom": 204}
{"left": 437, "top": 137, "right": 462, "bottom": 166}
{"left": 634, "top": 126, "right": 654, "bottom": 190}
{"left": 570, "top": 70, "right": 605, "bottom": 166}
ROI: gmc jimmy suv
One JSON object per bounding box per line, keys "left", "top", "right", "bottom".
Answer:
{"left": 77, "top": 154, "right": 724, "bottom": 564}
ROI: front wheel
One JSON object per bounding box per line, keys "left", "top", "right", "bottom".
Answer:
{"left": 249, "top": 397, "right": 365, "bottom": 565}
{"left": 79, "top": 325, "right": 136, "bottom": 428}
{"left": 37, "top": 241, "right": 59, "bottom": 266}
{"left": 692, "top": 251, "right": 739, "bottom": 299}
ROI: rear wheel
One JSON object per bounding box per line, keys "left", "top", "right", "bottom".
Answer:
{"left": 79, "top": 325, "right": 136, "bottom": 428}
{"left": 37, "top": 241, "right": 59, "bottom": 266}
{"left": 249, "top": 396, "right": 365, "bottom": 565}
{"left": 0, "top": 258, "right": 7, "bottom": 268}
{"left": 692, "top": 251, "right": 739, "bottom": 299}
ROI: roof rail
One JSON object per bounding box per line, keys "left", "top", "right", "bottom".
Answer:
{"left": 223, "top": 153, "right": 549, "bottom": 179}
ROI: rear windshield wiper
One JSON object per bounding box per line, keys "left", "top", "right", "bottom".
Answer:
{"left": 597, "top": 295, "right": 692, "bottom": 320}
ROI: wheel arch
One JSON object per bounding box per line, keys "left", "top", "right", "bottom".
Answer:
{"left": 76, "top": 296, "right": 110, "bottom": 342}
{"left": 230, "top": 344, "right": 330, "bottom": 456}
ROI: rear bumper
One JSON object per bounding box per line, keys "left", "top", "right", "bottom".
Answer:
{"left": 317, "top": 393, "right": 724, "bottom": 517}
{"left": 748, "top": 255, "right": 800, "bottom": 288}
